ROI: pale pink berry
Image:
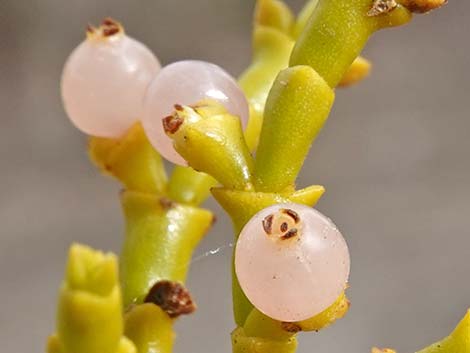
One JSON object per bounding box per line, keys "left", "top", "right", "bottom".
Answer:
{"left": 61, "top": 19, "right": 161, "bottom": 138}
{"left": 142, "top": 60, "right": 249, "bottom": 165}
{"left": 235, "top": 203, "right": 350, "bottom": 322}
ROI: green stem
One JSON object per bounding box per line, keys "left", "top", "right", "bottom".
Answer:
{"left": 47, "top": 244, "right": 136, "bottom": 353}
{"left": 88, "top": 124, "right": 215, "bottom": 353}
{"left": 124, "top": 304, "right": 175, "bottom": 353}
{"left": 120, "top": 190, "right": 214, "bottom": 307}
{"left": 416, "top": 310, "right": 470, "bottom": 353}
{"left": 88, "top": 123, "right": 168, "bottom": 195}
{"left": 254, "top": 0, "right": 295, "bottom": 33}
{"left": 239, "top": 0, "right": 295, "bottom": 151}
{"left": 290, "top": 0, "right": 412, "bottom": 88}
{"left": 292, "top": 0, "right": 319, "bottom": 38}
{"left": 239, "top": 26, "right": 294, "bottom": 150}
{"left": 253, "top": 65, "right": 334, "bottom": 192}
{"left": 169, "top": 105, "right": 255, "bottom": 191}
{"left": 168, "top": 166, "right": 217, "bottom": 206}
{"left": 227, "top": 0, "right": 416, "bottom": 351}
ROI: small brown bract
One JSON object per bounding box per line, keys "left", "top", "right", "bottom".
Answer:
{"left": 367, "top": 0, "right": 398, "bottom": 16}
{"left": 144, "top": 280, "right": 196, "bottom": 318}
{"left": 281, "top": 322, "right": 302, "bottom": 333}
{"left": 159, "top": 197, "right": 175, "bottom": 210}
{"left": 86, "top": 24, "right": 96, "bottom": 34}
{"left": 101, "top": 18, "right": 121, "bottom": 37}
{"left": 102, "top": 17, "right": 117, "bottom": 26}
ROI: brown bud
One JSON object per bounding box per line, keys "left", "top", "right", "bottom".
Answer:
{"left": 398, "top": 0, "right": 447, "bottom": 13}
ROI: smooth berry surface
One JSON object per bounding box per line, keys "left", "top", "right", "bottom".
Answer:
{"left": 142, "top": 60, "right": 249, "bottom": 165}
{"left": 61, "top": 33, "right": 160, "bottom": 137}
{"left": 235, "top": 203, "right": 350, "bottom": 322}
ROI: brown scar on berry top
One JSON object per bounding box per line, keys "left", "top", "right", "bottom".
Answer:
{"left": 280, "top": 208, "right": 300, "bottom": 224}
{"left": 262, "top": 214, "right": 274, "bottom": 234}
{"left": 280, "top": 222, "right": 289, "bottom": 233}
{"left": 144, "top": 280, "right": 196, "bottom": 318}
{"left": 86, "top": 17, "right": 122, "bottom": 38}
{"left": 100, "top": 18, "right": 121, "bottom": 37}
{"left": 281, "top": 228, "right": 298, "bottom": 240}
{"left": 103, "top": 26, "right": 120, "bottom": 37}
{"left": 163, "top": 115, "right": 184, "bottom": 134}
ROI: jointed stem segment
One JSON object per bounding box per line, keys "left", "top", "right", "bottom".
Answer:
{"left": 62, "top": 124, "right": 216, "bottom": 353}
{"left": 47, "top": 245, "right": 137, "bottom": 353}
{"left": 228, "top": 0, "right": 444, "bottom": 351}
{"left": 120, "top": 191, "right": 213, "bottom": 306}
{"left": 290, "top": 0, "right": 411, "bottom": 89}
{"left": 253, "top": 65, "right": 334, "bottom": 192}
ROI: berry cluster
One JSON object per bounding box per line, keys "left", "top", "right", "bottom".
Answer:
{"left": 61, "top": 19, "right": 248, "bottom": 166}
{"left": 61, "top": 18, "right": 349, "bottom": 323}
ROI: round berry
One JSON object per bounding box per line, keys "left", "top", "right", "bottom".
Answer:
{"left": 61, "top": 19, "right": 161, "bottom": 138}
{"left": 235, "top": 203, "right": 350, "bottom": 322}
{"left": 142, "top": 60, "right": 249, "bottom": 165}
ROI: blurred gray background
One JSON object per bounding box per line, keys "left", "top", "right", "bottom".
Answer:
{"left": 0, "top": 1, "right": 468, "bottom": 352}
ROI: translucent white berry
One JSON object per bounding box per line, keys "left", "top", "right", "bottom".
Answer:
{"left": 142, "top": 60, "right": 249, "bottom": 165}
{"left": 235, "top": 203, "right": 350, "bottom": 322}
{"left": 61, "top": 19, "right": 161, "bottom": 138}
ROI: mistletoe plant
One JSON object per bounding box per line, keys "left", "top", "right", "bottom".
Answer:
{"left": 46, "top": 1, "right": 466, "bottom": 353}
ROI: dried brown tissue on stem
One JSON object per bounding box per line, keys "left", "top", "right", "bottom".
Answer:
{"left": 368, "top": 0, "right": 399, "bottom": 16}
{"left": 368, "top": 0, "right": 447, "bottom": 16}
{"left": 144, "top": 280, "right": 196, "bottom": 319}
